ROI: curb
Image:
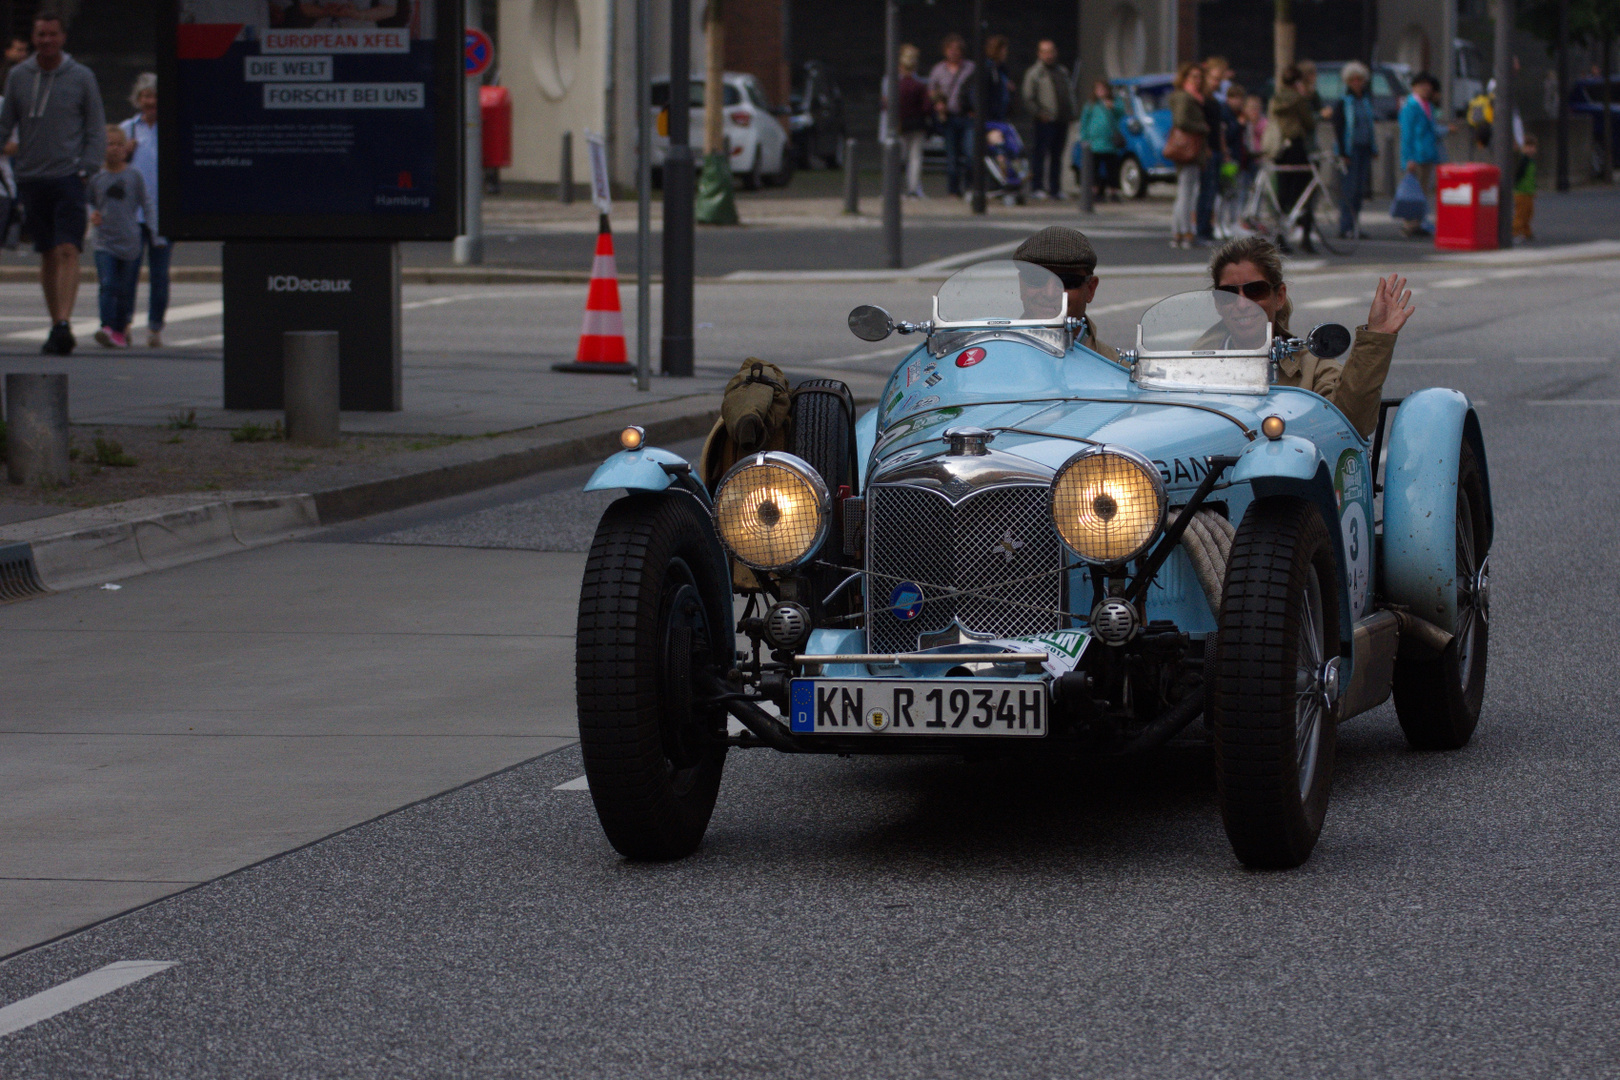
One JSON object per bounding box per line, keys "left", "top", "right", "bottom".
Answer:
{"left": 0, "top": 401, "right": 720, "bottom": 597}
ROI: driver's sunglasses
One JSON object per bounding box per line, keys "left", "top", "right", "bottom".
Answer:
{"left": 1215, "top": 281, "right": 1275, "bottom": 302}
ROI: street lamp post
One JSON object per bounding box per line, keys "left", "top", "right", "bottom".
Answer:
{"left": 1493, "top": 0, "right": 1514, "bottom": 249}
{"left": 661, "top": 0, "right": 695, "bottom": 376}
{"left": 970, "top": 0, "right": 987, "bottom": 214}
{"left": 882, "top": 0, "right": 902, "bottom": 267}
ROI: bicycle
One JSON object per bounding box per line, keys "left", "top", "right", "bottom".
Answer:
{"left": 1241, "top": 150, "right": 1357, "bottom": 256}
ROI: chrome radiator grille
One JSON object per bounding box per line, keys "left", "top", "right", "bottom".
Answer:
{"left": 866, "top": 483, "right": 1063, "bottom": 653}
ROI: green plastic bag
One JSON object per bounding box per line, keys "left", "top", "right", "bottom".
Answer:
{"left": 695, "top": 151, "right": 739, "bottom": 225}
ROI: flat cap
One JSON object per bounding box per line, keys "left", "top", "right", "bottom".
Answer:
{"left": 1013, "top": 226, "right": 1097, "bottom": 279}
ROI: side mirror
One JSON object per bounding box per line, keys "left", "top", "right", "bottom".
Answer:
{"left": 848, "top": 304, "right": 894, "bottom": 342}
{"left": 1305, "top": 322, "right": 1352, "bottom": 360}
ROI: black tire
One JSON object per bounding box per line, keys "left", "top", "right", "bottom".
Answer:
{"left": 1311, "top": 185, "right": 1356, "bottom": 255}
{"left": 740, "top": 150, "right": 763, "bottom": 191}
{"left": 1392, "top": 442, "right": 1489, "bottom": 750}
{"left": 790, "top": 379, "right": 857, "bottom": 621}
{"left": 769, "top": 147, "right": 795, "bottom": 188}
{"left": 1211, "top": 497, "right": 1342, "bottom": 869}
{"left": 1120, "top": 155, "right": 1146, "bottom": 199}
{"left": 576, "top": 492, "right": 733, "bottom": 860}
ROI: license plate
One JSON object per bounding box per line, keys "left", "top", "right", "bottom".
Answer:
{"left": 789, "top": 679, "right": 1046, "bottom": 736}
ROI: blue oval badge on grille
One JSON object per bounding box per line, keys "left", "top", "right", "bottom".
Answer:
{"left": 889, "top": 582, "right": 924, "bottom": 620}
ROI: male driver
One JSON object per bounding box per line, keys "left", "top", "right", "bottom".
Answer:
{"left": 1012, "top": 225, "right": 1120, "bottom": 362}
{"left": 0, "top": 12, "right": 105, "bottom": 355}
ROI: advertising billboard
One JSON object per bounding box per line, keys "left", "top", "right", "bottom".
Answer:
{"left": 158, "top": 1, "right": 462, "bottom": 240}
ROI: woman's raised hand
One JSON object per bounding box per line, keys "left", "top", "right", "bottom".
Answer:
{"left": 1366, "top": 273, "right": 1415, "bottom": 335}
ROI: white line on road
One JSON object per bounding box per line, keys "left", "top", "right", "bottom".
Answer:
{"left": 1298, "top": 296, "right": 1360, "bottom": 309}
{"left": 554, "top": 775, "right": 590, "bottom": 791}
{"left": 803, "top": 343, "right": 914, "bottom": 367}
{"left": 3, "top": 300, "right": 224, "bottom": 342}
{"left": 1528, "top": 399, "right": 1620, "bottom": 405}
{"left": 173, "top": 333, "right": 224, "bottom": 347}
{"left": 1393, "top": 358, "right": 1477, "bottom": 365}
{"left": 1433, "top": 277, "right": 1484, "bottom": 288}
{"left": 1515, "top": 356, "right": 1611, "bottom": 363}
{"left": 0, "top": 961, "right": 176, "bottom": 1038}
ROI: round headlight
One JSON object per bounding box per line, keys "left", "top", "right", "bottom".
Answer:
{"left": 1049, "top": 447, "right": 1166, "bottom": 565}
{"left": 712, "top": 452, "right": 831, "bottom": 571}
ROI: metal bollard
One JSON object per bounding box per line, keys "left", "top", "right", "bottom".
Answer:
{"left": 283, "top": 332, "right": 340, "bottom": 447}
{"left": 842, "top": 138, "right": 859, "bottom": 214}
{"left": 5, "top": 372, "right": 70, "bottom": 486}
{"left": 1079, "top": 144, "right": 1095, "bottom": 215}
{"left": 560, "top": 130, "right": 575, "bottom": 204}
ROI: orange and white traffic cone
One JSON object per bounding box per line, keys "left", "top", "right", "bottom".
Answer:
{"left": 552, "top": 214, "right": 632, "bottom": 373}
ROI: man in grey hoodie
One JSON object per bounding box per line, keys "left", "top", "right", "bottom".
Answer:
{"left": 0, "top": 12, "right": 105, "bottom": 354}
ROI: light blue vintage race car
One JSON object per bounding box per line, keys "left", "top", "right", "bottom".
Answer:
{"left": 574, "top": 261, "right": 1491, "bottom": 869}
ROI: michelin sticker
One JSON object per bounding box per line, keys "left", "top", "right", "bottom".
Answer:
{"left": 1334, "top": 449, "right": 1372, "bottom": 617}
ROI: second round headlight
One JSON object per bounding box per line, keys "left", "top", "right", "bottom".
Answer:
{"left": 1049, "top": 446, "right": 1166, "bottom": 564}
{"left": 712, "top": 451, "right": 831, "bottom": 571}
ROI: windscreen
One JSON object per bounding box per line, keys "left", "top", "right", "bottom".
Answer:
{"left": 935, "top": 260, "right": 1066, "bottom": 324}
{"left": 1138, "top": 290, "right": 1270, "bottom": 355}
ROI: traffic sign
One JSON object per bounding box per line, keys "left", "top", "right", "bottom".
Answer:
{"left": 464, "top": 28, "right": 494, "bottom": 77}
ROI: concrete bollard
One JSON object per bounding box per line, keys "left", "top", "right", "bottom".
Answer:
{"left": 842, "top": 138, "right": 859, "bottom": 214}
{"left": 5, "top": 372, "right": 70, "bottom": 486}
{"left": 560, "top": 130, "right": 575, "bottom": 204}
{"left": 283, "top": 331, "right": 340, "bottom": 447}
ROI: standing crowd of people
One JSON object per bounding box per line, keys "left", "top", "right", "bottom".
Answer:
{"left": 0, "top": 10, "right": 167, "bottom": 355}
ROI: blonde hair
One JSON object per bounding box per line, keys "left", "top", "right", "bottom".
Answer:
{"left": 129, "top": 71, "right": 156, "bottom": 109}
{"left": 1210, "top": 237, "right": 1293, "bottom": 336}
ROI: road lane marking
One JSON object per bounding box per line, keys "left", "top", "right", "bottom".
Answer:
{"left": 1516, "top": 356, "right": 1611, "bottom": 363}
{"left": 173, "top": 333, "right": 224, "bottom": 347}
{"left": 4, "top": 301, "right": 223, "bottom": 342}
{"left": 0, "top": 961, "right": 176, "bottom": 1038}
{"left": 1432, "top": 277, "right": 1483, "bottom": 288}
{"left": 1298, "top": 297, "right": 1360, "bottom": 309}
{"left": 554, "top": 775, "right": 590, "bottom": 791}
{"left": 1393, "top": 358, "right": 1476, "bottom": 365}
{"left": 1528, "top": 399, "right": 1620, "bottom": 405}
{"left": 803, "top": 343, "right": 914, "bottom": 367}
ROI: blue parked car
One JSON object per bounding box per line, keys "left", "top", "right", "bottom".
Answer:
{"left": 574, "top": 261, "right": 1492, "bottom": 869}
{"left": 1072, "top": 73, "right": 1178, "bottom": 198}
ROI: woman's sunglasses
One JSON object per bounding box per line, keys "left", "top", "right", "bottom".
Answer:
{"left": 1215, "top": 280, "right": 1275, "bottom": 301}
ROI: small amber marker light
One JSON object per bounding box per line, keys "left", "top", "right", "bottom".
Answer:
{"left": 620, "top": 425, "right": 646, "bottom": 450}
{"left": 1261, "top": 416, "right": 1286, "bottom": 440}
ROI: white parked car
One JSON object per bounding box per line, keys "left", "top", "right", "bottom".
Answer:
{"left": 650, "top": 72, "right": 793, "bottom": 189}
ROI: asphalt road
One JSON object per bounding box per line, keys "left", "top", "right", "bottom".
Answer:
{"left": 4, "top": 259, "right": 1620, "bottom": 1076}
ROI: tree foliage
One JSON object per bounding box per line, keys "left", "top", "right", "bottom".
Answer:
{"left": 1519, "top": 0, "right": 1620, "bottom": 52}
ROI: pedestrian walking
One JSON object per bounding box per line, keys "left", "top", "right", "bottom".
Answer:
{"left": 1218, "top": 83, "right": 1248, "bottom": 235}
{"left": 1269, "top": 64, "right": 1318, "bottom": 253}
{"left": 118, "top": 72, "right": 168, "bottom": 347}
{"left": 1166, "top": 62, "right": 1209, "bottom": 249}
{"left": 1195, "top": 57, "right": 1229, "bottom": 242}
{"left": 1513, "top": 133, "right": 1539, "bottom": 242}
{"left": 0, "top": 11, "right": 106, "bottom": 355}
{"left": 1331, "top": 61, "right": 1377, "bottom": 239}
{"left": 1398, "top": 71, "right": 1447, "bottom": 237}
{"left": 927, "top": 34, "right": 975, "bottom": 197}
{"left": 88, "top": 125, "right": 158, "bottom": 348}
{"left": 895, "top": 45, "right": 930, "bottom": 199}
{"left": 1021, "top": 40, "right": 1075, "bottom": 200}
{"left": 1078, "top": 79, "right": 1125, "bottom": 201}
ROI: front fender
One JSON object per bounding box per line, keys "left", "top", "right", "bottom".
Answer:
{"left": 583, "top": 446, "right": 691, "bottom": 493}
{"left": 1231, "top": 435, "right": 1356, "bottom": 654}
{"left": 1382, "top": 388, "right": 1490, "bottom": 631}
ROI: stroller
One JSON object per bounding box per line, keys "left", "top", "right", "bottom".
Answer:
{"left": 982, "top": 121, "right": 1027, "bottom": 205}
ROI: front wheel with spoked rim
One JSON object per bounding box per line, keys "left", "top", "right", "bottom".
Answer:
{"left": 576, "top": 493, "right": 734, "bottom": 860}
{"left": 1211, "top": 497, "right": 1342, "bottom": 869}
{"left": 1393, "top": 442, "right": 1490, "bottom": 750}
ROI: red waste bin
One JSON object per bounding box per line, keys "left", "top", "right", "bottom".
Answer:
{"left": 481, "top": 85, "right": 512, "bottom": 169}
{"left": 1434, "top": 163, "right": 1500, "bottom": 251}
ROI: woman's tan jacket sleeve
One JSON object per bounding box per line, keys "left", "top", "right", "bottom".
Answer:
{"left": 1307, "top": 327, "right": 1395, "bottom": 438}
